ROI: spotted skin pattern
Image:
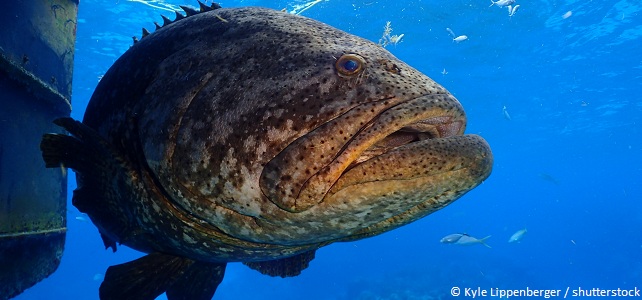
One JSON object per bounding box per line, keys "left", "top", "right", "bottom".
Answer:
{"left": 69, "top": 6, "right": 492, "bottom": 264}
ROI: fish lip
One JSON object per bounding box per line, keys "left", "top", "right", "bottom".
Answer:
{"left": 324, "top": 134, "right": 493, "bottom": 242}
{"left": 341, "top": 92, "right": 467, "bottom": 172}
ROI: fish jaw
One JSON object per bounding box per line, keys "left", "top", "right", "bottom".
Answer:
{"left": 258, "top": 92, "right": 492, "bottom": 243}
{"left": 326, "top": 134, "right": 492, "bottom": 241}
{"left": 301, "top": 93, "right": 469, "bottom": 201}
{"left": 317, "top": 92, "right": 492, "bottom": 241}
{"left": 260, "top": 92, "right": 468, "bottom": 213}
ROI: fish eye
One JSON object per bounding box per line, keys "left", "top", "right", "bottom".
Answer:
{"left": 335, "top": 53, "right": 366, "bottom": 77}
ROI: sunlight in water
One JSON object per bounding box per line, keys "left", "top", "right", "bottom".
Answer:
{"left": 127, "top": 0, "right": 180, "bottom": 12}
{"left": 288, "top": 0, "right": 327, "bottom": 15}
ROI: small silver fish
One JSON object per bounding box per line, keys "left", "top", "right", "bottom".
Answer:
{"left": 490, "top": 0, "right": 516, "bottom": 8}
{"left": 446, "top": 27, "right": 456, "bottom": 38}
{"left": 508, "top": 5, "right": 520, "bottom": 17}
{"left": 508, "top": 228, "right": 527, "bottom": 243}
{"left": 441, "top": 233, "right": 492, "bottom": 248}
{"left": 453, "top": 35, "right": 468, "bottom": 43}
{"left": 502, "top": 105, "right": 511, "bottom": 120}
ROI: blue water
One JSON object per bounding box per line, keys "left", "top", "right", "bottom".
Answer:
{"left": 17, "top": 0, "right": 642, "bottom": 299}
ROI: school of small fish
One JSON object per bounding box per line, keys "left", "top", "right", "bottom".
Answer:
{"left": 489, "top": 0, "right": 521, "bottom": 18}
{"left": 445, "top": 0, "right": 523, "bottom": 49}
{"left": 440, "top": 1, "right": 532, "bottom": 81}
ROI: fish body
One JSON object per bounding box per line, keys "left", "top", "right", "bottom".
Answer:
{"left": 441, "top": 233, "right": 492, "bottom": 248}
{"left": 508, "top": 5, "right": 520, "bottom": 17}
{"left": 40, "top": 3, "right": 492, "bottom": 299}
{"left": 539, "top": 173, "right": 560, "bottom": 184}
{"left": 509, "top": 228, "right": 527, "bottom": 243}
{"left": 502, "top": 105, "right": 512, "bottom": 120}
{"left": 446, "top": 27, "right": 456, "bottom": 38}
{"left": 453, "top": 35, "right": 468, "bottom": 43}
{"left": 490, "top": 0, "right": 516, "bottom": 8}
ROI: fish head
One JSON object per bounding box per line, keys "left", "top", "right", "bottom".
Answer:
{"left": 113, "top": 7, "right": 493, "bottom": 248}
{"left": 247, "top": 12, "right": 493, "bottom": 243}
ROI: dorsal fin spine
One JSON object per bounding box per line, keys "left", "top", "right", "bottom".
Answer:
{"left": 161, "top": 15, "right": 172, "bottom": 26}
{"left": 198, "top": 1, "right": 212, "bottom": 12}
{"left": 134, "top": 2, "right": 222, "bottom": 43}
{"left": 174, "top": 11, "right": 185, "bottom": 21}
{"left": 180, "top": 5, "right": 199, "bottom": 16}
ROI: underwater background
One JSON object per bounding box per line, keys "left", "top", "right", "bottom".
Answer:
{"left": 16, "top": 0, "right": 641, "bottom": 299}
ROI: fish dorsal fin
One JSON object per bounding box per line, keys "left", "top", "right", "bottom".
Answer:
{"left": 133, "top": 1, "right": 222, "bottom": 44}
{"left": 100, "top": 253, "right": 226, "bottom": 300}
{"left": 243, "top": 250, "right": 316, "bottom": 278}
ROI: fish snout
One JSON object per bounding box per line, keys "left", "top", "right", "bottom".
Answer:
{"left": 259, "top": 92, "right": 470, "bottom": 213}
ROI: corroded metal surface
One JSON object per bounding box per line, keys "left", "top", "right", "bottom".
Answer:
{"left": 0, "top": 0, "right": 77, "bottom": 298}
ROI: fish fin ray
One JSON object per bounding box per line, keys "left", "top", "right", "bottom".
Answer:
{"left": 166, "top": 262, "right": 227, "bottom": 300}
{"left": 100, "top": 253, "right": 193, "bottom": 300}
{"left": 40, "top": 132, "right": 84, "bottom": 169}
{"left": 243, "top": 250, "right": 316, "bottom": 278}
{"left": 42, "top": 117, "right": 137, "bottom": 245}
{"left": 41, "top": 117, "right": 129, "bottom": 185}
{"left": 480, "top": 235, "right": 492, "bottom": 248}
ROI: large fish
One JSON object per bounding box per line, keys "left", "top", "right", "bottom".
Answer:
{"left": 40, "top": 3, "right": 493, "bottom": 299}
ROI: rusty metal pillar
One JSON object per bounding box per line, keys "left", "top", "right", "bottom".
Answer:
{"left": 0, "top": 0, "right": 77, "bottom": 299}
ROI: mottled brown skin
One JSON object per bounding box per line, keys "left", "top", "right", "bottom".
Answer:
{"left": 76, "top": 6, "right": 492, "bottom": 263}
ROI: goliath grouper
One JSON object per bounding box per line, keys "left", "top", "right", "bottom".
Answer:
{"left": 41, "top": 3, "right": 492, "bottom": 299}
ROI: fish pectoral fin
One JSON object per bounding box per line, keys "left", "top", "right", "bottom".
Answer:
{"left": 166, "top": 260, "right": 226, "bottom": 300}
{"left": 100, "top": 253, "right": 188, "bottom": 300}
{"left": 41, "top": 117, "right": 135, "bottom": 242}
{"left": 40, "top": 117, "right": 122, "bottom": 174}
{"left": 243, "top": 249, "right": 316, "bottom": 278}
{"left": 100, "top": 253, "right": 226, "bottom": 300}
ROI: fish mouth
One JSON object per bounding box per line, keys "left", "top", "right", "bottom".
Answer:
{"left": 261, "top": 92, "right": 491, "bottom": 214}
{"left": 291, "top": 93, "right": 468, "bottom": 202}
{"left": 345, "top": 108, "right": 466, "bottom": 172}
{"left": 314, "top": 94, "right": 492, "bottom": 242}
